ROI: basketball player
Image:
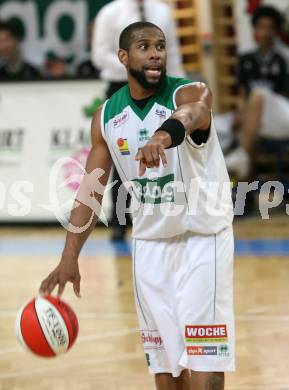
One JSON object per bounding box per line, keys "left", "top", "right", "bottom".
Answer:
{"left": 40, "top": 22, "right": 234, "bottom": 390}
{"left": 92, "top": 0, "right": 184, "bottom": 240}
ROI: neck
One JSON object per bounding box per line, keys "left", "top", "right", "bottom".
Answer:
{"left": 128, "top": 75, "right": 158, "bottom": 100}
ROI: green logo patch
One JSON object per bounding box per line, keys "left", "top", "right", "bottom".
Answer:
{"left": 132, "top": 174, "right": 175, "bottom": 204}
{"left": 138, "top": 128, "right": 150, "bottom": 142}
{"left": 218, "top": 344, "right": 230, "bottom": 357}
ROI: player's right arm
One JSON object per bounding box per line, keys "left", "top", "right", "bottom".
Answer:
{"left": 39, "top": 107, "right": 112, "bottom": 298}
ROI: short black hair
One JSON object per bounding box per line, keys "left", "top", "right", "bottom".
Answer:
{"left": 252, "top": 6, "right": 284, "bottom": 30}
{"left": 0, "top": 20, "right": 23, "bottom": 40}
{"left": 119, "top": 21, "right": 164, "bottom": 51}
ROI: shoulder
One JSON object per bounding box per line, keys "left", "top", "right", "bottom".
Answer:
{"left": 92, "top": 104, "right": 103, "bottom": 124}
{"left": 165, "top": 76, "right": 192, "bottom": 91}
{"left": 158, "top": 77, "right": 211, "bottom": 106}
{"left": 174, "top": 81, "right": 212, "bottom": 106}
{"left": 156, "top": 76, "right": 191, "bottom": 104}
{"left": 91, "top": 105, "right": 103, "bottom": 134}
{"left": 102, "top": 85, "right": 129, "bottom": 125}
{"left": 91, "top": 104, "right": 112, "bottom": 146}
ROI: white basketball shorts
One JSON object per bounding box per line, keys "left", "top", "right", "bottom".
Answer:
{"left": 132, "top": 226, "right": 235, "bottom": 377}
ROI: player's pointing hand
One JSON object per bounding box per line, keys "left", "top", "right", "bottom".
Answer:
{"left": 135, "top": 131, "right": 170, "bottom": 176}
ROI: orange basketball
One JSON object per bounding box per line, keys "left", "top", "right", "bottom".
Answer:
{"left": 15, "top": 295, "right": 79, "bottom": 357}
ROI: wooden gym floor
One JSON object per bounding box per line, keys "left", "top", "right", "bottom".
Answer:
{"left": 0, "top": 216, "right": 289, "bottom": 390}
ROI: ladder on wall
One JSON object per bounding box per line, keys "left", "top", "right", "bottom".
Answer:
{"left": 163, "top": 0, "right": 202, "bottom": 74}
{"left": 211, "top": 0, "right": 238, "bottom": 113}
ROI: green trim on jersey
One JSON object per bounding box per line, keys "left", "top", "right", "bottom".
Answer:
{"left": 103, "top": 76, "right": 192, "bottom": 125}
{"left": 132, "top": 173, "right": 175, "bottom": 204}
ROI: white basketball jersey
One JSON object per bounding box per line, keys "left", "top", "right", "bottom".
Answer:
{"left": 101, "top": 77, "right": 233, "bottom": 240}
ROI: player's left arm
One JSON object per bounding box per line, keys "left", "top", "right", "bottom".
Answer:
{"left": 135, "top": 82, "right": 212, "bottom": 176}
{"left": 171, "top": 82, "right": 212, "bottom": 134}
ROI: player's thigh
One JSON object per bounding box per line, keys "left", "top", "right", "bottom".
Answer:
{"left": 176, "top": 228, "right": 235, "bottom": 372}
{"left": 132, "top": 238, "right": 185, "bottom": 377}
{"left": 175, "top": 227, "right": 234, "bottom": 323}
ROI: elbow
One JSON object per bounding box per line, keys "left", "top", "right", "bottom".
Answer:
{"left": 194, "top": 82, "right": 213, "bottom": 108}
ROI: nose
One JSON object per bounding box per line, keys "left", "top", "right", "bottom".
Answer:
{"left": 148, "top": 46, "right": 160, "bottom": 60}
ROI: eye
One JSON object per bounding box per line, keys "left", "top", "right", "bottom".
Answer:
{"left": 139, "top": 43, "right": 147, "bottom": 50}
{"left": 157, "top": 43, "right": 165, "bottom": 50}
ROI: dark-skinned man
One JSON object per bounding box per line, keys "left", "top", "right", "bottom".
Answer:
{"left": 40, "top": 22, "right": 234, "bottom": 390}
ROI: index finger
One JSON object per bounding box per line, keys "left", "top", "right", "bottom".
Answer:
{"left": 57, "top": 282, "right": 66, "bottom": 298}
{"left": 158, "top": 146, "right": 167, "bottom": 166}
{"left": 39, "top": 279, "right": 50, "bottom": 296}
{"left": 139, "top": 159, "right": 147, "bottom": 177}
{"left": 39, "top": 275, "right": 57, "bottom": 296}
{"left": 46, "top": 280, "right": 58, "bottom": 295}
{"left": 135, "top": 148, "right": 143, "bottom": 161}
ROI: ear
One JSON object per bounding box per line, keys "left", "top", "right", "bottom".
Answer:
{"left": 118, "top": 48, "right": 128, "bottom": 67}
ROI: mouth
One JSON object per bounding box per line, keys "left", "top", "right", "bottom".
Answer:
{"left": 144, "top": 66, "right": 162, "bottom": 78}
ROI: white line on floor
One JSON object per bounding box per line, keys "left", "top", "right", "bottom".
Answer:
{"left": 1, "top": 310, "right": 289, "bottom": 321}
{"left": 0, "top": 327, "right": 139, "bottom": 356}
{"left": 0, "top": 351, "right": 144, "bottom": 379}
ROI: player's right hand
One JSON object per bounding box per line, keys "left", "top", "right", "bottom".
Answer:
{"left": 39, "top": 256, "right": 81, "bottom": 298}
{"left": 135, "top": 131, "right": 169, "bottom": 176}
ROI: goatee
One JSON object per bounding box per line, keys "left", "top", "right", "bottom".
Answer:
{"left": 129, "top": 67, "right": 166, "bottom": 90}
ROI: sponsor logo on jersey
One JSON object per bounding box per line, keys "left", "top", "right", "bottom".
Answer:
{"left": 141, "top": 330, "right": 163, "bottom": 349}
{"left": 185, "top": 325, "right": 228, "bottom": 343}
{"left": 138, "top": 128, "right": 150, "bottom": 142}
{"left": 113, "top": 111, "right": 129, "bottom": 128}
{"left": 187, "top": 346, "right": 218, "bottom": 356}
{"left": 117, "top": 138, "right": 130, "bottom": 155}
{"left": 218, "top": 344, "right": 230, "bottom": 357}
{"left": 155, "top": 108, "right": 166, "bottom": 118}
{"left": 132, "top": 174, "right": 175, "bottom": 204}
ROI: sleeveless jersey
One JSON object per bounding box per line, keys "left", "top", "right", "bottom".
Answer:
{"left": 101, "top": 76, "right": 233, "bottom": 240}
